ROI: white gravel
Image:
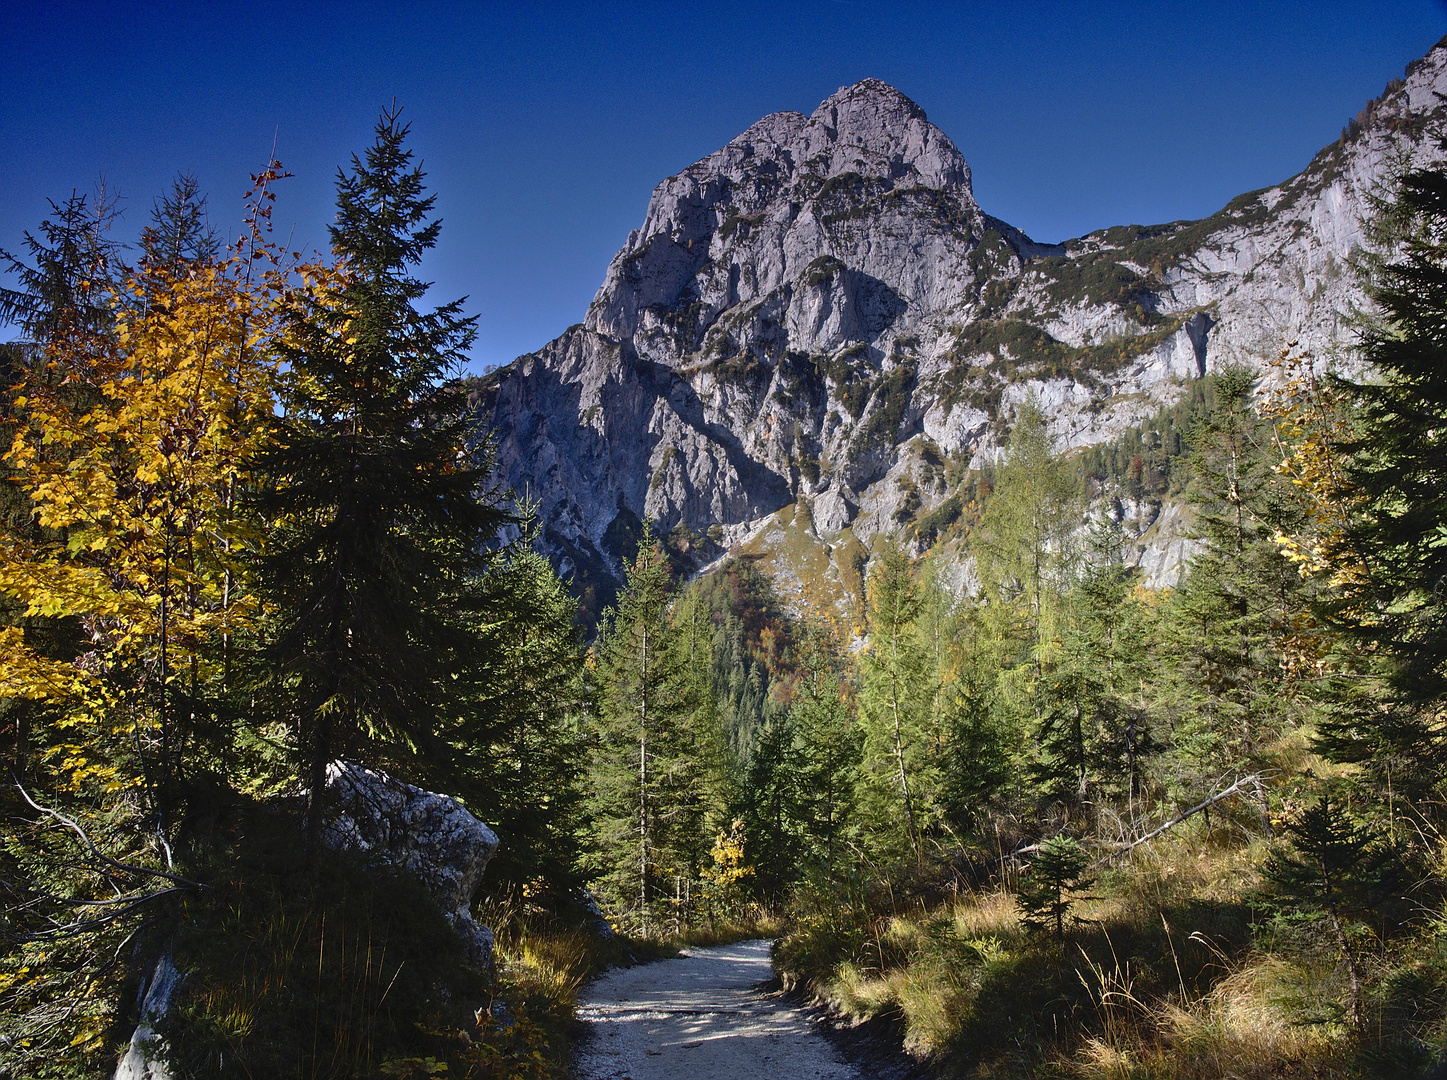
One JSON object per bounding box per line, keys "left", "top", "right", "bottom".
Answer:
{"left": 574, "top": 938, "right": 863, "bottom": 1080}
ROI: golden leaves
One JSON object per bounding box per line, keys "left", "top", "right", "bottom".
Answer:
{"left": 0, "top": 223, "right": 340, "bottom": 789}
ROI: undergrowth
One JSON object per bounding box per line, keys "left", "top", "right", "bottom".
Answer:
{"left": 145, "top": 798, "right": 675, "bottom": 1080}
{"left": 774, "top": 824, "right": 1447, "bottom": 1078}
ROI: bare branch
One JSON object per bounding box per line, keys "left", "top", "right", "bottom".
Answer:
{"left": 1106, "top": 774, "right": 1266, "bottom": 857}
{"left": 8, "top": 772, "right": 208, "bottom": 892}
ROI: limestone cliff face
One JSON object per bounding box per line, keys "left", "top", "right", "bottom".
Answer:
{"left": 476, "top": 45, "right": 1447, "bottom": 609}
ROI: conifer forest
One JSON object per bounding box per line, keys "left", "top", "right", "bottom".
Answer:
{"left": 7, "top": 66, "right": 1447, "bottom": 1080}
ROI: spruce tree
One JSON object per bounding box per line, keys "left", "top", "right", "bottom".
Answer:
{"left": 735, "top": 716, "right": 804, "bottom": 906}
{"left": 937, "top": 616, "right": 1009, "bottom": 837}
{"left": 255, "top": 107, "right": 504, "bottom": 847}
{"left": 1264, "top": 796, "right": 1403, "bottom": 1031}
{"left": 139, "top": 171, "right": 219, "bottom": 274}
{"left": 1342, "top": 161, "right": 1447, "bottom": 703}
{"left": 1016, "top": 834, "right": 1092, "bottom": 941}
{"left": 792, "top": 628, "right": 863, "bottom": 869}
{"left": 464, "top": 517, "right": 589, "bottom": 901}
{"left": 589, "top": 524, "right": 702, "bottom": 931}
{"left": 0, "top": 186, "right": 121, "bottom": 349}
{"left": 1162, "top": 366, "right": 1305, "bottom": 807}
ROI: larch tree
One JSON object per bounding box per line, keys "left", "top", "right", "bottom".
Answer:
{"left": 858, "top": 543, "right": 933, "bottom": 859}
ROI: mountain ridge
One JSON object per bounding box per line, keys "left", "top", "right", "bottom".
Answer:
{"left": 474, "top": 39, "right": 1447, "bottom": 622}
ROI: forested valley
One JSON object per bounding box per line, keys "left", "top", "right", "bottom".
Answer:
{"left": 5, "top": 108, "right": 1447, "bottom": 1080}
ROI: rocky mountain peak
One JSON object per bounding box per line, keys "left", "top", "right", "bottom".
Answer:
{"left": 583, "top": 78, "right": 977, "bottom": 344}
{"left": 804, "top": 78, "right": 968, "bottom": 192}
{"left": 483, "top": 40, "right": 1447, "bottom": 625}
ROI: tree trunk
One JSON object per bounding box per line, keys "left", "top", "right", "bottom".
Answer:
{"left": 1328, "top": 906, "right": 1364, "bottom": 1033}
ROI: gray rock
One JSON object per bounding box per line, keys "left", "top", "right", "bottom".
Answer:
{"left": 811, "top": 489, "right": 856, "bottom": 536}
{"left": 113, "top": 953, "right": 179, "bottom": 1080}
{"left": 574, "top": 887, "right": 616, "bottom": 941}
{"left": 477, "top": 47, "right": 1447, "bottom": 605}
{"left": 324, "top": 761, "right": 500, "bottom": 969}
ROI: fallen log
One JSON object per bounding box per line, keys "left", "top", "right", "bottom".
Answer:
{"left": 1108, "top": 774, "right": 1264, "bottom": 856}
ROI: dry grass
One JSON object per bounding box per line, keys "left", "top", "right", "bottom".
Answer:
{"left": 673, "top": 912, "right": 786, "bottom": 949}
{"left": 1067, "top": 956, "right": 1353, "bottom": 1079}
{"left": 816, "top": 890, "right": 1026, "bottom": 1058}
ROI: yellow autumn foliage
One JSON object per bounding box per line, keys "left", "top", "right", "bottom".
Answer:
{"left": 0, "top": 222, "right": 331, "bottom": 787}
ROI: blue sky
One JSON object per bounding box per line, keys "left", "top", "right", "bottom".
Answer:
{"left": 2, "top": 1, "right": 1444, "bottom": 372}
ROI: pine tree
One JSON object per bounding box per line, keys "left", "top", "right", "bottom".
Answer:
{"left": 735, "top": 716, "right": 804, "bottom": 906}
{"left": 139, "top": 171, "right": 219, "bottom": 274}
{"left": 255, "top": 107, "right": 505, "bottom": 848}
{"left": 1264, "top": 796, "right": 1403, "bottom": 1031}
{"left": 792, "top": 628, "right": 863, "bottom": 869}
{"left": 1162, "top": 366, "right": 1306, "bottom": 808}
{"left": 463, "top": 517, "right": 589, "bottom": 901}
{"left": 0, "top": 185, "right": 121, "bottom": 350}
{"left": 1338, "top": 160, "right": 1447, "bottom": 705}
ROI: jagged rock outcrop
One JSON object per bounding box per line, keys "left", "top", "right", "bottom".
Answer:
{"left": 324, "top": 761, "right": 500, "bottom": 968}
{"left": 475, "top": 42, "right": 1447, "bottom": 611}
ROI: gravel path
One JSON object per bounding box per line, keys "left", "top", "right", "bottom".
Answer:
{"left": 574, "top": 939, "right": 863, "bottom": 1080}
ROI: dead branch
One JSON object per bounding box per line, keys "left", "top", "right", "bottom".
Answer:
{"left": 1107, "top": 774, "right": 1265, "bottom": 857}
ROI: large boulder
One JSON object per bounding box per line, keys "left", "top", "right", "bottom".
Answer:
{"left": 324, "top": 761, "right": 500, "bottom": 968}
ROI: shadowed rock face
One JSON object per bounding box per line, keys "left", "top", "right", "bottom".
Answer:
{"left": 478, "top": 47, "right": 1447, "bottom": 608}
{"left": 325, "top": 762, "right": 500, "bottom": 968}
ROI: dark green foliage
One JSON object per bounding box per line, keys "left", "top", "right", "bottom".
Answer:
{"left": 589, "top": 524, "right": 707, "bottom": 931}
{"left": 690, "top": 558, "right": 797, "bottom": 763}
{"left": 1015, "top": 835, "right": 1092, "bottom": 940}
{"left": 937, "top": 650, "right": 1008, "bottom": 835}
{"left": 1342, "top": 160, "right": 1447, "bottom": 702}
{"left": 855, "top": 364, "right": 915, "bottom": 452}
{"left": 0, "top": 187, "right": 121, "bottom": 346}
{"left": 790, "top": 632, "right": 863, "bottom": 869}
{"left": 1264, "top": 796, "right": 1407, "bottom": 1029}
{"left": 139, "top": 172, "right": 219, "bottom": 273}
{"left": 255, "top": 107, "right": 506, "bottom": 845}
{"left": 1080, "top": 378, "right": 1214, "bottom": 496}
{"left": 1034, "top": 249, "right": 1164, "bottom": 318}
{"left": 1160, "top": 366, "right": 1309, "bottom": 793}
{"left": 734, "top": 718, "right": 805, "bottom": 906}
{"left": 466, "top": 525, "right": 589, "bottom": 902}
{"left": 911, "top": 489, "right": 965, "bottom": 546}
{"left": 821, "top": 344, "right": 875, "bottom": 419}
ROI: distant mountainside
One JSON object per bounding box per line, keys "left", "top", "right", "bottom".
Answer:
{"left": 473, "top": 39, "right": 1447, "bottom": 623}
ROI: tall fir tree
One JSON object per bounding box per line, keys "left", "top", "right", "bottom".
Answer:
{"left": 255, "top": 107, "right": 505, "bottom": 847}
{"left": 139, "top": 171, "right": 219, "bottom": 274}
{"left": 1338, "top": 159, "right": 1447, "bottom": 706}
{"left": 464, "top": 517, "right": 589, "bottom": 901}
{"left": 589, "top": 524, "right": 705, "bottom": 930}
{"left": 858, "top": 543, "right": 934, "bottom": 858}
{"left": 791, "top": 627, "right": 863, "bottom": 870}
{"left": 0, "top": 185, "right": 121, "bottom": 351}
{"left": 1161, "top": 366, "right": 1306, "bottom": 806}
